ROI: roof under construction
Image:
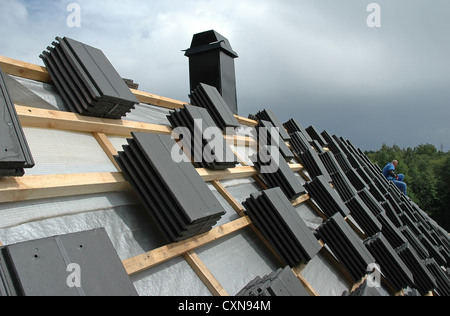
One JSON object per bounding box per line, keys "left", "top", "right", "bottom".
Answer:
{"left": 0, "top": 33, "right": 450, "bottom": 297}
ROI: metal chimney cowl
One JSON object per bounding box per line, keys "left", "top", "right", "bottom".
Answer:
{"left": 185, "top": 30, "right": 239, "bottom": 115}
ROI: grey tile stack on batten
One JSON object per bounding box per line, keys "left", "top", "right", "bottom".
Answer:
{"left": 330, "top": 170, "right": 358, "bottom": 203}
{"left": 0, "top": 68, "right": 35, "bottom": 177}
{"left": 304, "top": 175, "right": 350, "bottom": 219}
{"left": 383, "top": 195, "right": 404, "bottom": 227}
{"left": 396, "top": 243, "right": 437, "bottom": 296}
{"left": 236, "top": 266, "right": 310, "bottom": 296}
{"left": 40, "top": 37, "right": 139, "bottom": 119}
{"left": 357, "top": 188, "right": 384, "bottom": 217}
{"left": 418, "top": 234, "right": 448, "bottom": 268}
{"left": 280, "top": 116, "right": 450, "bottom": 294}
{"left": 189, "top": 83, "right": 240, "bottom": 131}
{"left": 335, "top": 152, "right": 354, "bottom": 174}
{"left": 345, "top": 195, "right": 382, "bottom": 238}
{"left": 380, "top": 200, "right": 403, "bottom": 228}
{"left": 297, "top": 148, "right": 333, "bottom": 183}
{"left": 254, "top": 109, "right": 291, "bottom": 141}
{"left": 318, "top": 213, "right": 375, "bottom": 283}
{"left": 320, "top": 151, "right": 343, "bottom": 177}
{"left": 424, "top": 258, "right": 450, "bottom": 296}
{"left": 251, "top": 147, "right": 306, "bottom": 200}
{"left": 400, "top": 226, "right": 431, "bottom": 260}
{"left": 305, "top": 125, "right": 327, "bottom": 148}
{"left": 0, "top": 229, "right": 137, "bottom": 296}
{"left": 167, "top": 104, "right": 238, "bottom": 170}
{"left": 311, "top": 140, "right": 326, "bottom": 154}
{"left": 364, "top": 233, "right": 414, "bottom": 293}
{"left": 344, "top": 168, "right": 368, "bottom": 191}
{"left": 320, "top": 130, "right": 340, "bottom": 154}
{"left": 376, "top": 213, "right": 408, "bottom": 249}
{"left": 289, "top": 131, "right": 312, "bottom": 155}
{"left": 243, "top": 188, "right": 322, "bottom": 268}
{"left": 115, "top": 133, "right": 226, "bottom": 242}
{"left": 283, "top": 119, "right": 313, "bottom": 143}
{"left": 253, "top": 120, "right": 294, "bottom": 161}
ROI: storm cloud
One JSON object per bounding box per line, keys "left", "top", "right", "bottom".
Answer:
{"left": 1, "top": 0, "right": 449, "bottom": 151}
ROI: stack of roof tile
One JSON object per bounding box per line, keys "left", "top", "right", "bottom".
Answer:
{"left": 381, "top": 200, "right": 403, "bottom": 228}
{"left": 283, "top": 119, "right": 312, "bottom": 142}
{"left": 319, "top": 151, "right": 342, "bottom": 176}
{"left": 311, "top": 140, "right": 326, "bottom": 154}
{"left": 236, "top": 267, "right": 309, "bottom": 296}
{"left": 399, "top": 211, "right": 422, "bottom": 237}
{"left": 368, "top": 181, "right": 386, "bottom": 203}
{"left": 335, "top": 152, "right": 354, "bottom": 174}
{"left": 254, "top": 109, "right": 291, "bottom": 141}
{"left": 320, "top": 131, "right": 342, "bottom": 155}
{"left": 345, "top": 195, "right": 382, "bottom": 237}
{"left": 439, "top": 246, "right": 450, "bottom": 266}
{"left": 357, "top": 189, "right": 384, "bottom": 217}
{"left": 355, "top": 167, "right": 373, "bottom": 185}
{"left": 278, "top": 120, "right": 450, "bottom": 294}
{"left": 0, "top": 68, "right": 34, "bottom": 177}
{"left": 115, "top": 133, "right": 226, "bottom": 242}
{"left": 305, "top": 126, "right": 326, "bottom": 147}
{"left": 330, "top": 170, "right": 357, "bottom": 203}
{"left": 424, "top": 259, "right": 450, "bottom": 296}
{"left": 189, "top": 83, "right": 240, "bottom": 131}
{"left": 167, "top": 105, "right": 238, "bottom": 170}
{"left": 318, "top": 213, "right": 375, "bottom": 283}
{"left": 289, "top": 131, "right": 312, "bottom": 155}
{"left": 344, "top": 168, "right": 368, "bottom": 191}
{"left": 243, "top": 188, "right": 322, "bottom": 267}
{"left": 254, "top": 120, "right": 294, "bottom": 161}
{"left": 396, "top": 243, "right": 437, "bottom": 296}
{"left": 383, "top": 195, "right": 404, "bottom": 225}
{"left": 298, "top": 149, "right": 332, "bottom": 183}
{"left": 251, "top": 147, "right": 306, "bottom": 200}
{"left": 364, "top": 233, "right": 414, "bottom": 292}
{"left": 40, "top": 37, "right": 139, "bottom": 119}
{"left": 371, "top": 177, "right": 389, "bottom": 198}
{"left": 418, "top": 234, "right": 448, "bottom": 268}
{"left": 400, "top": 226, "right": 431, "bottom": 260}
{"left": 0, "top": 229, "right": 137, "bottom": 296}
{"left": 304, "top": 175, "right": 350, "bottom": 218}
{"left": 376, "top": 213, "right": 408, "bottom": 249}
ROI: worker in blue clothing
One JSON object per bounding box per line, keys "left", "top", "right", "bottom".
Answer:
{"left": 382, "top": 160, "right": 407, "bottom": 196}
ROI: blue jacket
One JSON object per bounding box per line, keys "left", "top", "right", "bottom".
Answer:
{"left": 382, "top": 163, "right": 396, "bottom": 180}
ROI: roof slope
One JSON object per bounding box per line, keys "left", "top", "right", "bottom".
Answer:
{"left": 0, "top": 55, "right": 449, "bottom": 296}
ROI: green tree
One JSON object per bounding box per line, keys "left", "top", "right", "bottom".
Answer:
{"left": 415, "top": 144, "right": 438, "bottom": 157}
{"left": 366, "top": 143, "right": 450, "bottom": 231}
{"left": 433, "top": 156, "right": 450, "bottom": 230}
{"left": 408, "top": 155, "right": 440, "bottom": 216}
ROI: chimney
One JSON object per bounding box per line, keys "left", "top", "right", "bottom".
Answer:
{"left": 185, "top": 30, "right": 239, "bottom": 115}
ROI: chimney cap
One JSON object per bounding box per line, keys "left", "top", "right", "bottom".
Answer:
{"left": 185, "top": 30, "right": 238, "bottom": 58}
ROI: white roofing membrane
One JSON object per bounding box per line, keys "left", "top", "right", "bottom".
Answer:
{"left": 0, "top": 74, "right": 377, "bottom": 296}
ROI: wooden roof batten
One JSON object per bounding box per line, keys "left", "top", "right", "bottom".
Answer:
{"left": 1, "top": 54, "right": 436, "bottom": 297}
{"left": 0, "top": 55, "right": 323, "bottom": 296}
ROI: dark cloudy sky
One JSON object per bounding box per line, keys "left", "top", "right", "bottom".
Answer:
{"left": 1, "top": 0, "right": 449, "bottom": 151}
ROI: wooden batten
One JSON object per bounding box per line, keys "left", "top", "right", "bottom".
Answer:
{"left": 16, "top": 105, "right": 172, "bottom": 137}
{"left": 122, "top": 216, "right": 252, "bottom": 276}
{"left": 0, "top": 56, "right": 50, "bottom": 83}
{"left": 0, "top": 54, "right": 326, "bottom": 296}
{"left": 0, "top": 172, "right": 131, "bottom": 204}
{"left": 0, "top": 55, "right": 257, "bottom": 127}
